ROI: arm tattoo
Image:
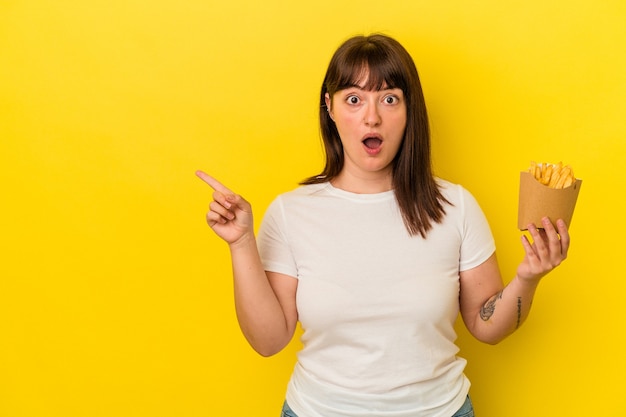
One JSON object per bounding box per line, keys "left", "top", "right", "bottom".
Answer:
{"left": 516, "top": 297, "right": 522, "bottom": 328}
{"left": 480, "top": 290, "right": 503, "bottom": 321}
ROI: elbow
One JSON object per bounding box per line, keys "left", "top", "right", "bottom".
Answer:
{"left": 247, "top": 335, "right": 289, "bottom": 357}
{"left": 253, "top": 345, "right": 282, "bottom": 357}
{"left": 478, "top": 335, "right": 504, "bottom": 346}
{"left": 471, "top": 329, "right": 511, "bottom": 345}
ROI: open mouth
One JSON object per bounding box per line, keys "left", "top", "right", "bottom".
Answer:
{"left": 363, "top": 137, "right": 382, "bottom": 150}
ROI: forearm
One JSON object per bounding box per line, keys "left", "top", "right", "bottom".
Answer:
{"left": 473, "top": 276, "right": 540, "bottom": 344}
{"left": 229, "top": 235, "right": 291, "bottom": 356}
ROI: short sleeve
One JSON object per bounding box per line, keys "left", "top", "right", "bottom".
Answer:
{"left": 458, "top": 187, "right": 496, "bottom": 271}
{"left": 257, "top": 197, "right": 299, "bottom": 278}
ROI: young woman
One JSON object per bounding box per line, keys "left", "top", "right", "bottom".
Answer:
{"left": 196, "top": 34, "right": 569, "bottom": 417}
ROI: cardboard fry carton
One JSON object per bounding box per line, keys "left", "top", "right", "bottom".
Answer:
{"left": 517, "top": 171, "right": 582, "bottom": 230}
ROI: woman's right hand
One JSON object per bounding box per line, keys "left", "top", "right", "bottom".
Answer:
{"left": 196, "top": 170, "right": 254, "bottom": 245}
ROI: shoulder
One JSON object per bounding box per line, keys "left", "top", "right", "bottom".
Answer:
{"left": 264, "top": 183, "right": 331, "bottom": 212}
{"left": 435, "top": 178, "right": 488, "bottom": 223}
{"left": 284, "top": 182, "right": 330, "bottom": 196}
{"left": 272, "top": 183, "right": 330, "bottom": 203}
{"left": 436, "top": 178, "right": 474, "bottom": 205}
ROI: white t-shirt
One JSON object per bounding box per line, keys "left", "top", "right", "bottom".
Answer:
{"left": 257, "top": 180, "right": 495, "bottom": 417}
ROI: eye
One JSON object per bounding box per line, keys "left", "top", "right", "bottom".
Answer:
{"left": 383, "top": 95, "right": 399, "bottom": 105}
{"left": 346, "top": 95, "right": 360, "bottom": 105}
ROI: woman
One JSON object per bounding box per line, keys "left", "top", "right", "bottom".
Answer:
{"left": 196, "top": 34, "right": 569, "bottom": 417}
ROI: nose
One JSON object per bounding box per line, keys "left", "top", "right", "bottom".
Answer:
{"left": 363, "top": 102, "right": 381, "bottom": 126}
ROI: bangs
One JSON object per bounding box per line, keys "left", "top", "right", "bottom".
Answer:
{"left": 331, "top": 43, "right": 407, "bottom": 93}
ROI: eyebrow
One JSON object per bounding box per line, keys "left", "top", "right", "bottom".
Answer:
{"left": 343, "top": 83, "right": 398, "bottom": 92}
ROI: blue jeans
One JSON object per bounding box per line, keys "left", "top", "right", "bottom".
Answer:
{"left": 280, "top": 395, "right": 474, "bottom": 417}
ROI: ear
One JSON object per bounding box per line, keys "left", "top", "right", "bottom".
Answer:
{"left": 324, "top": 93, "right": 334, "bottom": 120}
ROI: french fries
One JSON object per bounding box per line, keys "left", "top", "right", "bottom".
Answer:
{"left": 527, "top": 161, "right": 576, "bottom": 189}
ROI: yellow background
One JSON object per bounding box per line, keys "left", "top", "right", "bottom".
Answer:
{"left": 1, "top": 1, "right": 625, "bottom": 416}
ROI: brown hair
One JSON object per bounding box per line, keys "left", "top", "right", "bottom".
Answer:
{"left": 301, "top": 33, "right": 450, "bottom": 238}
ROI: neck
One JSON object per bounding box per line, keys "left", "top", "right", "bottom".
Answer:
{"left": 331, "top": 170, "right": 393, "bottom": 194}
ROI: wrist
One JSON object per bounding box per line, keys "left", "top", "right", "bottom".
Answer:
{"left": 512, "top": 274, "right": 541, "bottom": 291}
{"left": 228, "top": 231, "right": 256, "bottom": 251}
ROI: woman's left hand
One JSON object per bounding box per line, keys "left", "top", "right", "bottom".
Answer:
{"left": 517, "top": 217, "right": 570, "bottom": 283}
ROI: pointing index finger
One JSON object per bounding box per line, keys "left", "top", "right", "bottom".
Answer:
{"left": 195, "top": 170, "right": 232, "bottom": 194}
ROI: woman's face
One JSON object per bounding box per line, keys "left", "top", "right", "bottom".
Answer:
{"left": 326, "top": 80, "right": 407, "bottom": 184}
